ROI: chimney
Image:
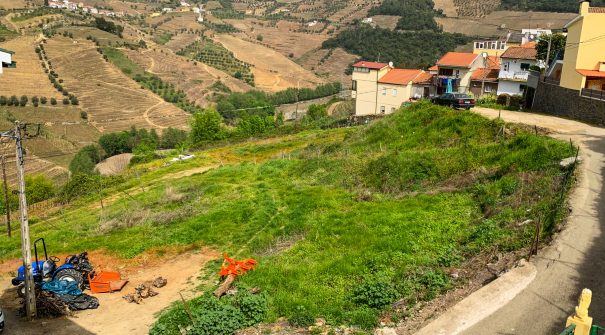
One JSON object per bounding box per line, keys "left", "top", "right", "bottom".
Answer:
{"left": 580, "top": 0, "right": 591, "bottom": 15}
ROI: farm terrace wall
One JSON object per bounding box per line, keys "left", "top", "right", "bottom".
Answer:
{"left": 532, "top": 81, "right": 605, "bottom": 126}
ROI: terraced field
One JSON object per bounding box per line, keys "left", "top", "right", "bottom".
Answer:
{"left": 0, "top": 35, "right": 63, "bottom": 100}
{"left": 214, "top": 33, "right": 325, "bottom": 92}
{"left": 156, "top": 12, "right": 202, "bottom": 32}
{"left": 164, "top": 32, "right": 200, "bottom": 52}
{"left": 225, "top": 18, "right": 327, "bottom": 59}
{"left": 121, "top": 47, "right": 252, "bottom": 106}
{"left": 297, "top": 47, "right": 356, "bottom": 87}
{"left": 44, "top": 36, "right": 190, "bottom": 132}
{"left": 436, "top": 10, "right": 576, "bottom": 36}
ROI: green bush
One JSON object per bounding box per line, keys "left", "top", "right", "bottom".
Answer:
{"left": 50, "top": 97, "right": 57, "bottom": 105}
{"left": 190, "top": 109, "right": 229, "bottom": 143}
{"left": 344, "top": 307, "right": 379, "bottom": 330}
{"left": 351, "top": 273, "right": 398, "bottom": 309}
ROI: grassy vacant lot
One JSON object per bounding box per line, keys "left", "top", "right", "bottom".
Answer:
{"left": 0, "top": 103, "right": 576, "bottom": 333}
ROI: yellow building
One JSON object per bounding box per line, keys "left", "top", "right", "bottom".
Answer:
{"left": 560, "top": 0, "right": 605, "bottom": 91}
{"left": 351, "top": 61, "right": 391, "bottom": 116}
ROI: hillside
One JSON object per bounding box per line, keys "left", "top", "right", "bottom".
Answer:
{"left": 0, "top": 103, "right": 576, "bottom": 333}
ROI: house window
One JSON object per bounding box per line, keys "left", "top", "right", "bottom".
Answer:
{"left": 392, "top": 89, "right": 397, "bottom": 96}
{"left": 354, "top": 67, "right": 370, "bottom": 73}
{"left": 520, "top": 63, "right": 531, "bottom": 71}
{"left": 503, "top": 62, "right": 510, "bottom": 71}
{"left": 352, "top": 80, "right": 357, "bottom": 91}
{"left": 382, "top": 87, "right": 387, "bottom": 95}
{"left": 380, "top": 106, "right": 385, "bottom": 114}
{"left": 484, "top": 85, "right": 493, "bottom": 93}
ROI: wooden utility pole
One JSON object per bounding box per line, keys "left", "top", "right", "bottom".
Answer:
{"left": 1, "top": 155, "right": 11, "bottom": 237}
{"left": 14, "top": 122, "right": 36, "bottom": 319}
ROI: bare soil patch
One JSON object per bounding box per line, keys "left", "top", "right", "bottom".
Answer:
{"left": 0, "top": 248, "right": 220, "bottom": 335}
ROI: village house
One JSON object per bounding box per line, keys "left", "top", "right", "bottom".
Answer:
{"left": 0, "top": 48, "right": 15, "bottom": 74}
{"left": 559, "top": 0, "right": 605, "bottom": 93}
{"left": 434, "top": 52, "right": 486, "bottom": 94}
{"left": 469, "top": 56, "right": 500, "bottom": 97}
{"left": 497, "top": 45, "right": 537, "bottom": 96}
{"left": 351, "top": 61, "right": 433, "bottom": 116}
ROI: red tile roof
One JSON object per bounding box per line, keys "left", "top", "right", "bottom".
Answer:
{"left": 501, "top": 47, "right": 537, "bottom": 60}
{"left": 471, "top": 68, "right": 499, "bottom": 81}
{"left": 577, "top": 69, "right": 605, "bottom": 78}
{"left": 352, "top": 61, "right": 389, "bottom": 70}
{"left": 428, "top": 65, "right": 439, "bottom": 71}
{"left": 378, "top": 69, "right": 424, "bottom": 85}
{"left": 522, "top": 41, "right": 537, "bottom": 49}
{"left": 487, "top": 56, "right": 501, "bottom": 69}
{"left": 589, "top": 7, "right": 605, "bottom": 13}
{"left": 436, "top": 52, "right": 478, "bottom": 68}
{"left": 413, "top": 71, "right": 433, "bottom": 84}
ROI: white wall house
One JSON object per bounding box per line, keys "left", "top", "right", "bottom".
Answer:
{"left": 0, "top": 48, "right": 15, "bottom": 74}
{"left": 351, "top": 61, "right": 391, "bottom": 116}
{"left": 497, "top": 46, "right": 537, "bottom": 96}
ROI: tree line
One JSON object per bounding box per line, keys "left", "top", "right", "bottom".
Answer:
{"left": 500, "top": 0, "right": 605, "bottom": 13}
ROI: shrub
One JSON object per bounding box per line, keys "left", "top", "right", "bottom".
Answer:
{"left": 288, "top": 305, "right": 314, "bottom": 327}
{"left": 0, "top": 96, "right": 6, "bottom": 106}
{"left": 80, "top": 111, "right": 88, "bottom": 119}
{"left": 62, "top": 98, "right": 69, "bottom": 105}
{"left": 70, "top": 96, "right": 79, "bottom": 105}
{"left": 509, "top": 95, "right": 523, "bottom": 109}
{"left": 351, "top": 273, "right": 397, "bottom": 309}
{"left": 497, "top": 94, "right": 509, "bottom": 106}
{"left": 40, "top": 96, "right": 48, "bottom": 104}
{"left": 50, "top": 97, "right": 57, "bottom": 105}
{"left": 19, "top": 95, "right": 28, "bottom": 106}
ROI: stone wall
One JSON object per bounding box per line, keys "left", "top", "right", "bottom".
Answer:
{"left": 532, "top": 81, "right": 605, "bottom": 126}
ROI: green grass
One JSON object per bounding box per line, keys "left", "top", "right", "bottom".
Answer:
{"left": 153, "top": 32, "right": 173, "bottom": 45}
{"left": 0, "top": 102, "right": 577, "bottom": 332}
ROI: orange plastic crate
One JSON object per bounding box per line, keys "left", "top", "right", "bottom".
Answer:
{"left": 88, "top": 271, "right": 128, "bottom": 293}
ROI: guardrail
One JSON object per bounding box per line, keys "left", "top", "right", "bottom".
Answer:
{"left": 499, "top": 70, "right": 530, "bottom": 81}
{"left": 561, "top": 325, "right": 576, "bottom": 335}
{"left": 581, "top": 88, "right": 605, "bottom": 101}
{"left": 592, "top": 325, "right": 605, "bottom": 335}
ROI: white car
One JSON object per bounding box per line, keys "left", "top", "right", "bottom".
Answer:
{"left": 0, "top": 306, "right": 4, "bottom": 333}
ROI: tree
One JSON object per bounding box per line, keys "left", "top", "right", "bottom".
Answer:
{"left": 32, "top": 96, "right": 39, "bottom": 107}
{"left": 190, "top": 109, "right": 228, "bottom": 143}
{"left": 307, "top": 104, "right": 328, "bottom": 120}
{"left": 25, "top": 174, "right": 56, "bottom": 204}
{"left": 160, "top": 127, "right": 188, "bottom": 149}
{"left": 62, "top": 97, "right": 69, "bottom": 105}
{"left": 0, "top": 96, "right": 6, "bottom": 106}
{"left": 98, "top": 132, "right": 131, "bottom": 156}
{"left": 69, "top": 144, "right": 104, "bottom": 175}
{"left": 50, "top": 97, "right": 57, "bottom": 105}
{"left": 40, "top": 96, "right": 48, "bottom": 104}
{"left": 9, "top": 95, "right": 18, "bottom": 106}
{"left": 19, "top": 95, "right": 28, "bottom": 106}
{"left": 536, "top": 33, "right": 566, "bottom": 64}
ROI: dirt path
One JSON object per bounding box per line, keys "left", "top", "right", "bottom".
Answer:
{"left": 455, "top": 107, "right": 605, "bottom": 334}
{"left": 0, "top": 249, "right": 219, "bottom": 335}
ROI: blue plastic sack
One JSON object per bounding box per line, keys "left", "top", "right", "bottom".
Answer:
{"left": 41, "top": 280, "right": 82, "bottom": 296}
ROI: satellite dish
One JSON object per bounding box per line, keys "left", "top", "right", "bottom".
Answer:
{"left": 388, "top": 61, "right": 394, "bottom": 68}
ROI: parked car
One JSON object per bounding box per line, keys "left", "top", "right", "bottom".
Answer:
{"left": 0, "top": 306, "right": 4, "bottom": 333}
{"left": 431, "top": 93, "right": 475, "bottom": 109}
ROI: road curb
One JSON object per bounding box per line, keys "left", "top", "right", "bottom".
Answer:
{"left": 415, "top": 260, "right": 537, "bottom": 335}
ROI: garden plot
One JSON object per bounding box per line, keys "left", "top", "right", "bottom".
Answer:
{"left": 0, "top": 36, "right": 63, "bottom": 100}
{"left": 44, "top": 37, "right": 190, "bottom": 132}
{"left": 214, "top": 33, "right": 325, "bottom": 92}
{"left": 122, "top": 48, "right": 252, "bottom": 106}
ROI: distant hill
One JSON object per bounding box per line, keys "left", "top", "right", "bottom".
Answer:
{"left": 500, "top": 0, "right": 605, "bottom": 13}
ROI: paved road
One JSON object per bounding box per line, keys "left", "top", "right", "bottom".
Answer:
{"left": 462, "top": 108, "right": 605, "bottom": 334}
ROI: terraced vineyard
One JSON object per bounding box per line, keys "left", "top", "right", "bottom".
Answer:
{"left": 122, "top": 48, "right": 252, "bottom": 106}
{"left": 177, "top": 37, "right": 255, "bottom": 86}
{"left": 297, "top": 47, "right": 356, "bottom": 86}
{"left": 44, "top": 36, "right": 190, "bottom": 132}
{"left": 213, "top": 33, "right": 325, "bottom": 92}
{"left": 0, "top": 36, "right": 64, "bottom": 100}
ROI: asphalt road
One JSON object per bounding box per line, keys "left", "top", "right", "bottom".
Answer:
{"left": 461, "top": 108, "right": 605, "bottom": 334}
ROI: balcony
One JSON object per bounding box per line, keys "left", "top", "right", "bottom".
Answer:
{"left": 581, "top": 88, "right": 605, "bottom": 101}
{"left": 499, "top": 70, "right": 530, "bottom": 82}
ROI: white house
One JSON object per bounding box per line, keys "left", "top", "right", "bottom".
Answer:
{"left": 497, "top": 46, "right": 537, "bottom": 96}
{"left": 0, "top": 48, "right": 15, "bottom": 75}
